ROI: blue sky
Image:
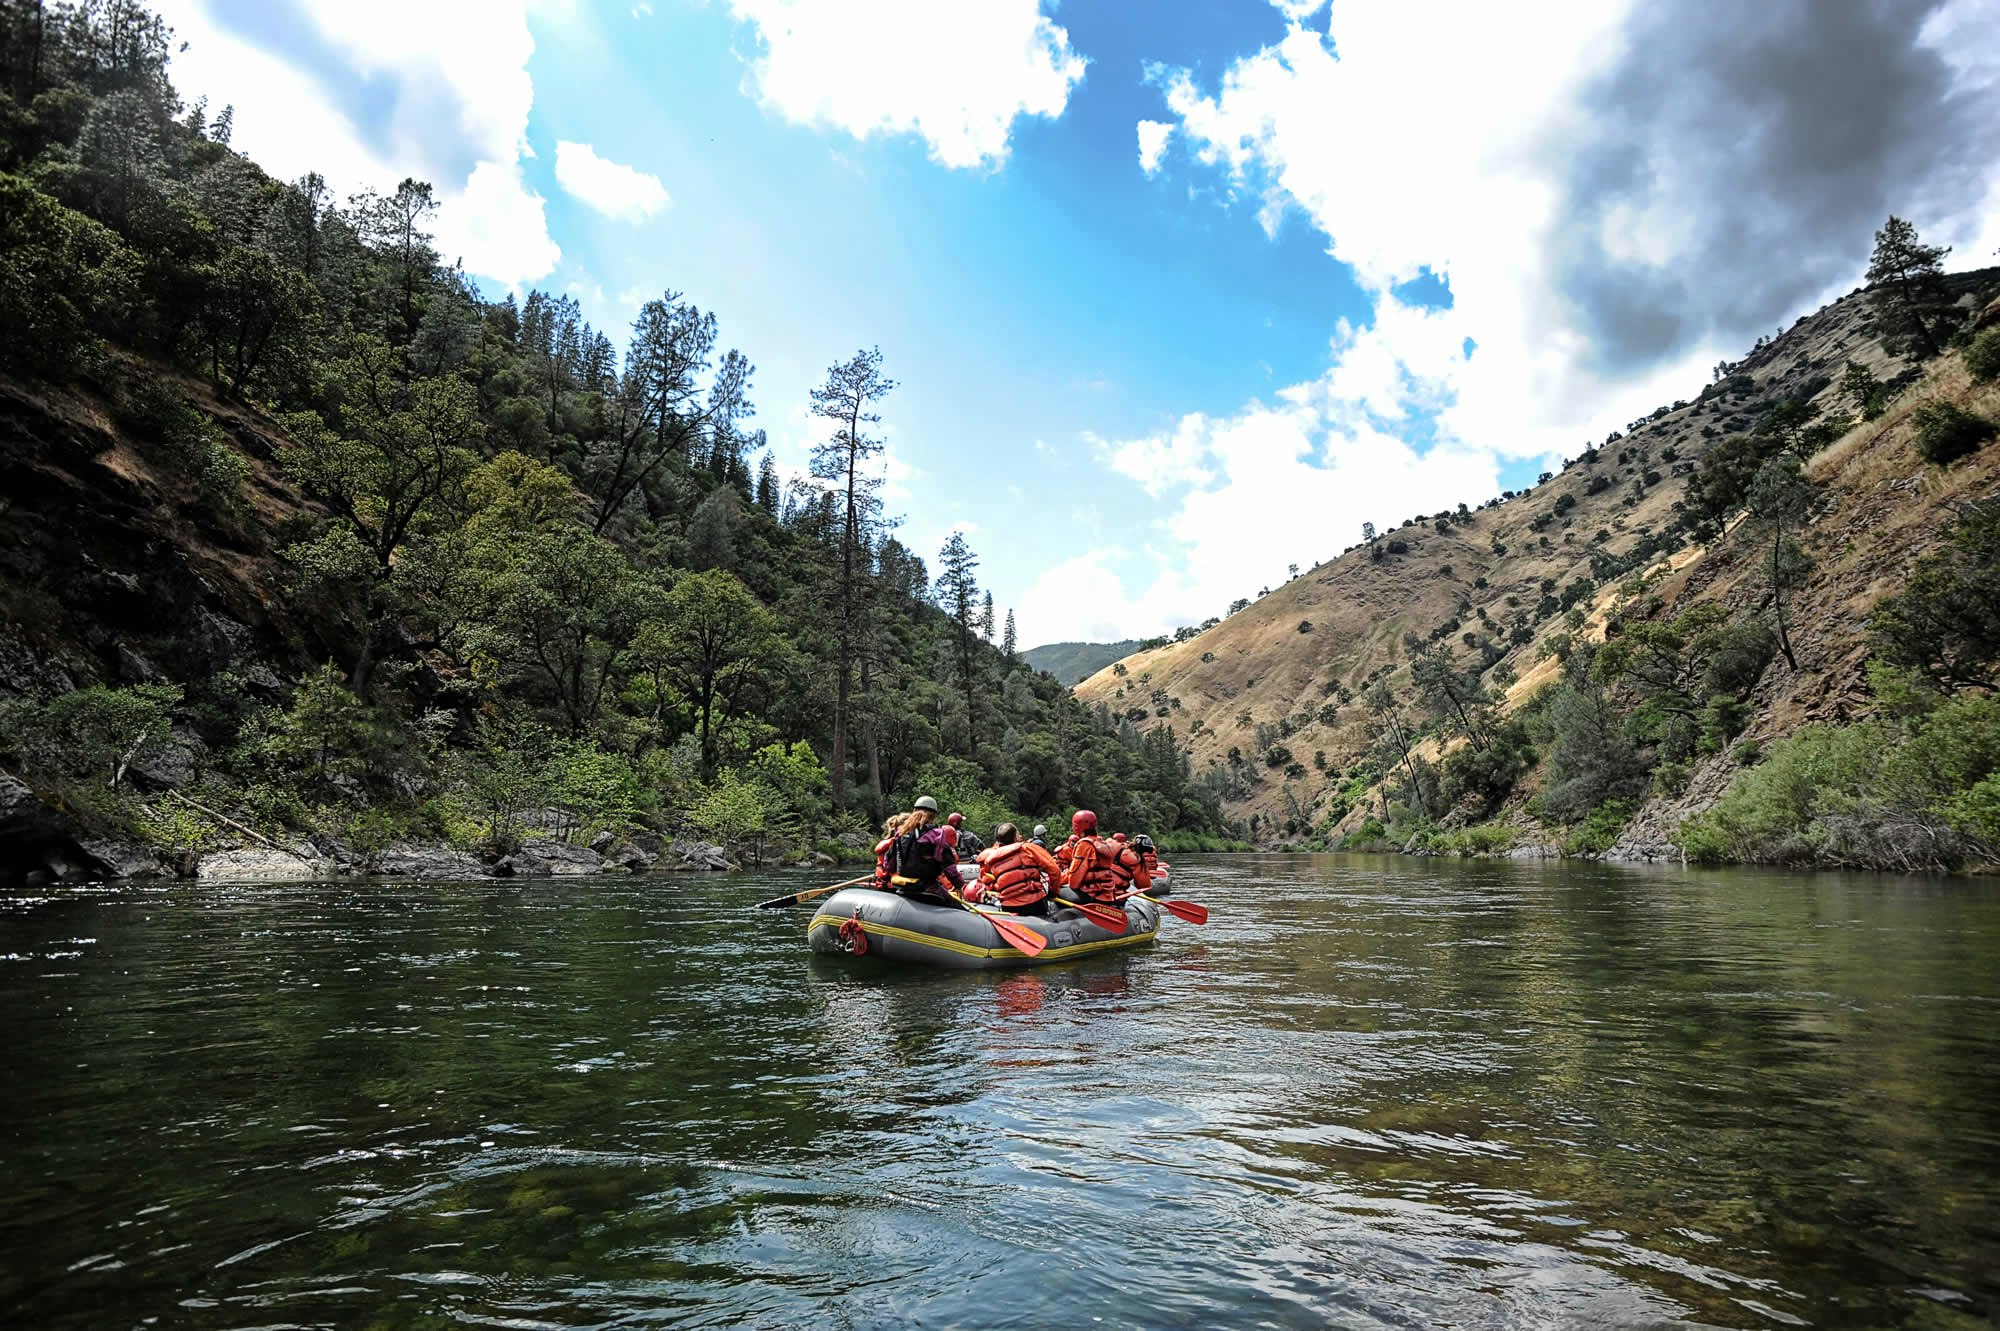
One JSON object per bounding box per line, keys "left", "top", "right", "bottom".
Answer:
{"left": 156, "top": 0, "right": 2000, "bottom": 648}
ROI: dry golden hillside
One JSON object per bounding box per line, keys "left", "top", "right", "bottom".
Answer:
{"left": 1077, "top": 273, "right": 2000, "bottom": 842}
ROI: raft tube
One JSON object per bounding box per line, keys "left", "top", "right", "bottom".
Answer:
{"left": 808, "top": 887, "right": 1162, "bottom": 970}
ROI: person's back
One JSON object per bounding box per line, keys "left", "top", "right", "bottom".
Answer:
{"left": 884, "top": 797, "right": 959, "bottom": 901}
{"left": 1063, "top": 829, "right": 1151, "bottom": 903}
{"left": 974, "top": 823, "right": 1059, "bottom": 915}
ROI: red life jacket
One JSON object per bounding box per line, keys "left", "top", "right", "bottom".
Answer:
{"left": 1139, "top": 849, "right": 1159, "bottom": 873}
{"left": 1076, "top": 836, "right": 1137, "bottom": 902}
{"left": 978, "top": 842, "right": 1049, "bottom": 909}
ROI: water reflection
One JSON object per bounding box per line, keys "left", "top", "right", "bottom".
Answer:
{"left": 2, "top": 856, "right": 1997, "bottom": 1328}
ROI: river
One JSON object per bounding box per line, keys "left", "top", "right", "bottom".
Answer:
{"left": 2, "top": 854, "right": 1996, "bottom": 1329}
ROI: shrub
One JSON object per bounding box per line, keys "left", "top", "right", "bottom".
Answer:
{"left": 1563, "top": 801, "right": 1632, "bottom": 857}
{"left": 1676, "top": 695, "right": 2000, "bottom": 868}
{"left": 1964, "top": 326, "right": 2000, "bottom": 383}
{"left": 1911, "top": 402, "right": 1996, "bottom": 465}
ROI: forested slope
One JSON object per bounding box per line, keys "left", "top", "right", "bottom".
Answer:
{"left": 0, "top": 0, "right": 1226, "bottom": 880}
{"left": 1079, "top": 258, "right": 2000, "bottom": 868}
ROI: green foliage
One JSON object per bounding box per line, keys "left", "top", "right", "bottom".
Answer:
{"left": 1438, "top": 717, "right": 1533, "bottom": 817}
{"left": 1677, "top": 694, "right": 2000, "bottom": 869}
{"left": 1870, "top": 500, "right": 2000, "bottom": 693}
{"left": 0, "top": 173, "right": 141, "bottom": 375}
{"left": 1964, "top": 327, "right": 2000, "bottom": 384}
{"left": 1910, "top": 401, "right": 1995, "bottom": 465}
{"left": 33, "top": 683, "right": 182, "bottom": 787}
{"left": 686, "top": 770, "right": 771, "bottom": 853}
{"left": 1563, "top": 801, "right": 1632, "bottom": 857}
{"left": 0, "top": 21, "right": 1241, "bottom": 862}
{"left": 1410, "top": 821, "right": 1517, "bottom": 856}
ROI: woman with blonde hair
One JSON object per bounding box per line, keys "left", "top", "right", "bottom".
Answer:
{"left": 873, "top": 796, "right": 961, "bottom": 902}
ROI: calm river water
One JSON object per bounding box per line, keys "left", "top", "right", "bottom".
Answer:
{"left": 3, "top": 855, "right": 1998, "bottom": 1329}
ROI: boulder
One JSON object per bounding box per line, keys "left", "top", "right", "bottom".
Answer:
{"left": 518, "top": 841, "right": 606, "bottom": 876}
{"left": 810, "top": 851, "right": 836, "bottom": 867}
{"left": 72, "top": 838, "right": 166, "bottom": 880}
{"left": 0, "top": 771, "right": 63, "bottom": 848}
{"left": 491, "top": 852, "right": 553, "bottom": 878}
{"left": 674, "top": 840, "right": 732, "bottom": 872}
{"left": 606, "top": 842, "right": 655, "bottom": 873}
{"left": 198, "top": 846, "right": 323, "bottom": 881}
{"left": 372, "top": 846, "right": 487, "bottom": 879}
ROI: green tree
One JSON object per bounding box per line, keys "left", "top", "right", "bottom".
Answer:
{"left": 40, "top": 683, "right": 182, "bottom": 788}
{"left": 808, "top": 346, "right": 894, "bottom": 809}
{"left": 268, "top": 662, "right": 370, "bottom": 787}
{"left": 1001, "top": 608, "right": 1018, "bottom": 661}
{"left": 936, "top": 530, "right": 982, "bottom": 756}
{"left": 1745, "top": 455, "right": 1817, "bottom": 670}
{"left": 647, "top": 568, "right": 778, "bottom": 777}
{"left": 482, "top": 527, "right": 645, "bottom": 734}
{"left": 1870, "top": 499, "right": 2000, "bottom": 693}
{"left": 1865, "top": 215, "right": 1953, "bottom": 358}
{"left": 1839, "top": 360, "right": 1879, "bottom": 416}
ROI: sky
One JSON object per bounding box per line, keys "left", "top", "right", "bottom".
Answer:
{"left": 153, "top": 0, "right": 2000, "bottom": 649}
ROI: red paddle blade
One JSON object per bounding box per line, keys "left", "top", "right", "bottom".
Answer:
{"left": 1067, "top": 900, "right": 1128, "bottom": 934}
{"left": 1163, "top": 898, "right": 1210, "bottom": 924}
{"left": 983, "top": 910, "right": 1048, "bottom": 957}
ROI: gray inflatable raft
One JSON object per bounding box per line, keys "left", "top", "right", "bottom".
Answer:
{"left": 807, "top": 887, "right": 1163, "bottom": 969}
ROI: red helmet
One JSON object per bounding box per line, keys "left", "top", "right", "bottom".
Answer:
{"left": 946, "top": 812, "right": 964, "bottom": 828}
{"left": 1071, "top": 809, "right": 1097, "bottom": 834}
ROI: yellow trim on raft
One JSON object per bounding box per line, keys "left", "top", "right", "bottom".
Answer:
{"left": 807, "top": 911, "right": 1159, "bottom": 961}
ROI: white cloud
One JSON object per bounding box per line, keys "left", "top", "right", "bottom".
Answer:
{"left": 555, "top": 140, "right": 671, "bottom": 221}
{"left": 725, "top": 0, "right": 1087, "bottom": 169}
{"left": 155, "top": 0, "right": 561, "bottom": 286}
{"left": 1137, "top": 119, "right": 1173, "bottom": 175}
{"left": 1154, "top": 0, "right": 2000, "bottom": 464}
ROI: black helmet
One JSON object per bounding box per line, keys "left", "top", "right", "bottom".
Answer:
{"left": 1133, "top": 834, "right": 1155, "bottom": 852}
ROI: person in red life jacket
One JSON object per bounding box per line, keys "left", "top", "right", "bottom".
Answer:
{"left": 880, "top": 796, "right": 963, "bottom": 903}
{"left": 870, "top": 816, "right": 900, "bottom": 891}
{"left": 1053, "top": 809, "right": 1095, "bottom": 877}
{"left": 971, "top": 822, "right": 1063, "bottom": 916}
{"left": 1060, "top": 812, "right": 1151, "bottom": 904}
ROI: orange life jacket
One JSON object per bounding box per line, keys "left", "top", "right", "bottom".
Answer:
{"left": 978, "top": 841, "right": 1051, "bottom": 909}
{"left": 1072, "top": 836, "right": 1139, "bottom": 903}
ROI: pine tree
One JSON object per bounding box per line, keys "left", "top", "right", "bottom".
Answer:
{"left": 1002, "top": 608, "right": 1017, "bottom": 661}
{"left": 935, "top": 531, "right": 982, "bottom": 755}
{"left": 756, "top": 450, "right": 780, "bottom": 514}
{"left": 1866, "top": 215, "right": 1953, "bottom": 359}
{"left": 809, "top": 347, "right": 895, "bottom": 808}
{"left": 979, "top": 590, "right": 995, "bottom": 640}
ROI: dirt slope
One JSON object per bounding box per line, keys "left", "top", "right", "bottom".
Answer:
{"left": 1077, "top": 273, "right": 2000, "bottom": 841}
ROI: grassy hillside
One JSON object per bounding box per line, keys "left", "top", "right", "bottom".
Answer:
{"left": 1077, "top": 270, "right": 2000, "bottom": 861}
{"left": 1020, "top": 640, "right": 1145, "bottom": 685}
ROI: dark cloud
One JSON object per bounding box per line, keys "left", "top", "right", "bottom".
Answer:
{"left": 1554, "top": 0, "right": 1996, "bottom": 372}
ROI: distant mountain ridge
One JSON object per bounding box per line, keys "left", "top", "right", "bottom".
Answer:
{"left": 1021, "top": 640, "right": 1146, "bottom": 685}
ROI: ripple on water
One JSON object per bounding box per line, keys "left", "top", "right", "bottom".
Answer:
{"left": 2, "top": 857, "right": 1998, "bottom": 1328}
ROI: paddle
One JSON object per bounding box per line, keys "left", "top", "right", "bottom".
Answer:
{"left": 947, "top": 888, "right": 1049, "bottom": 958}
{"left": 1116, "top": 890, "right": 1210, "bottom": 925}
{"left": 1049, "top": 895, "right": 1129, "bottom": 934}
{"left": 751, "top": 874, "right": 873, "bottom": 910}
